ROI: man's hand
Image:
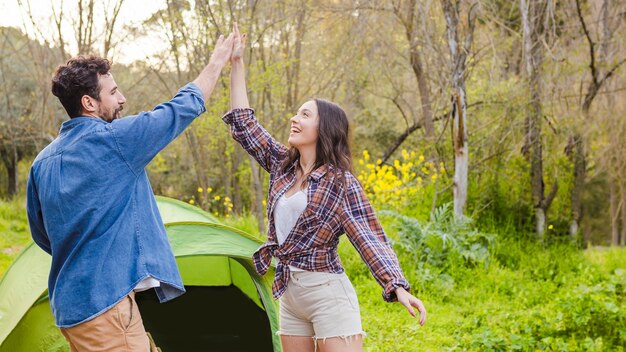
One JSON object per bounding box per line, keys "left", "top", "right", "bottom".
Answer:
{"left": 193, "top": 32, "right": 235, "bottom": 101}
{"left": 209, "top": 33, "right": 235, "bottom": 69}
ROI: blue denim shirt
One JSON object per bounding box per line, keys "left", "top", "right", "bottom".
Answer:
{"left": 26, "top": 83, "right": 205, "bottom": 328}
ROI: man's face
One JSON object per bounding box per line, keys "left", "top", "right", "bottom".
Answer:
{"left": 94, "top": 73, "right": 126, "bottom": 122}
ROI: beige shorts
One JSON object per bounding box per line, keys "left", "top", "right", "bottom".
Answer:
{"left": 278, "top": 270, "right": 364, "bottom": 339}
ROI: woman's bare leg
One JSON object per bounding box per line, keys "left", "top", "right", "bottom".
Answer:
{"left": 281, "top": 335, "right": 316, "bottom": 352}
{"left": 316, "top": 334, "right": 363, "bottom": 352}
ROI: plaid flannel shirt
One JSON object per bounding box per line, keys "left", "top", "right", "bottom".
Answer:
{"left": 222, "top": 108, "right": 410, "bottom": 302}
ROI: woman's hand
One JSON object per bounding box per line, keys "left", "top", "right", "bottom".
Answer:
{"left": 395, "top": 287, "right": 427, "bottom": 326}
{"left": 231, "top": 22, "right": 246, "bottom": 62}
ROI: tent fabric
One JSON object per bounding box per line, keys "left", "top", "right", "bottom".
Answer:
{"left": 0, "top": 243, "right": 51, "bottom": 344}
{"left": 0, "top": 197, "right": 281, "bottom": 352}
{"left": 155, "top": 196, "right": 221, "bottom": 224}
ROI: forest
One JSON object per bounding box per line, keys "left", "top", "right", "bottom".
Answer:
{"left": 0, "top": 0, "right": 625, "bottom": 350}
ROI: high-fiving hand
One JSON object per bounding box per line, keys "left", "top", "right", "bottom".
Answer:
{"left": 209, "top": 32, "right": 235, "bottom": 69}
{"left": 231, "top": 23, "right": 247, "bottom": 62}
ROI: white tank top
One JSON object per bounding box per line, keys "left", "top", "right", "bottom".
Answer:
{"left": 274, "top": 189, "right": 308, "bottom": 272}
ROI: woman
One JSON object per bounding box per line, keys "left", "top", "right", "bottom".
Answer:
{"left": 223, "top": 24, "right": 426, "bottom": 352}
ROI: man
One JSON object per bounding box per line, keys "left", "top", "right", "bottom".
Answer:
{"left": 26, "top": 34, "right": 234, "bottom": 351}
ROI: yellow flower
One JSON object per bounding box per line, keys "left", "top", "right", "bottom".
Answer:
{"left": 189, "top": 199, "right": 195, "bottom": 205}
{"left": 207, "top": 187, "right": 213, "bottom": 193}
{"left": 197, "top": 187, "right": 203, "bottom": 193}
{"left": 548, "top": 225, "right": 554, "bottom": 230}
{"left": 214, "top": 195, "right": 221, "bottom": 201}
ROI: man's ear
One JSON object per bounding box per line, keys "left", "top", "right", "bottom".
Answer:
{"left": 81, "top": 95, "right": 97, "bottom": 113}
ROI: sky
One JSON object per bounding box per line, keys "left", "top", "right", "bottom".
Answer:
{"left": 0, "top": 0, "right": 169, "bottom": 64}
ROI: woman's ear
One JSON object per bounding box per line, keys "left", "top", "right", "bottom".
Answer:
{"left": 81, "top": 95, "right": 97, "bottom": 113}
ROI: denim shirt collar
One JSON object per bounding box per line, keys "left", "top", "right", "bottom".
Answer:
{"left": 59, "top": 116, "right": 107, "bottom": 134}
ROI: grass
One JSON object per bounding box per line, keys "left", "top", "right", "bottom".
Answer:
{"left": 0, "top": 197, "right": 30, "bottom": 276}
{"left": 338, "top": 229, "right": 626, "bottom": 351}
{"left": 1, "top": 197, "right": 625, "bottom": 351}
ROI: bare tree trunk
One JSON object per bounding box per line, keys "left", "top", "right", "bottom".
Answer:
{"left": 402, "top": 0, "right": 435, "bottom": 138}
{"left": 75, "top": 0, "right": 96, "bottom": 54}
{"left": 619, "top": 180, "right": 626, "bottom": 247}
{"left": 571, "top": 0, "right": 626, "bottom": 239}
{"left": 520, "top": 0, "right": 556, "bottom": 239}
{"left": 250, "top": 159, "right": 266, "bottom": 235}
{"left": 285, "top": 2, "right": 306, "bottom": 114}
{"left": 411, "top": 48, "right": 435, "bottom": 139}
{"left": 51, "top": 1, "right": 68, "bottom": 60}
{"left": 185, "top": 130, "right": 209, "bottom": 203}
{"left": 452, "top": 92, "right": 468, "bottom": 217}
{"left": 441, "top": 0, "right": 477, "bottom": 217}
{"left": 103, "top": 0, "right": 125, "bottom": 58}
{"left": 619, "top": 189, "right": 626, "bottom": 247}
{"left": 609, "top": 178, "right": 620, "bottom": 245}
{"left": 378, "top": 0, "right": 436, "bottom": 163}
{"left": 232, "top": 147, "right": 243, "bottom": 214}
{"left": 2, "top": 149, "right": 19, "bottom": 199}
{"left": 567, "top": 133, "right": 585, "bottom": 238}
{"left": 220, "top": 139, "right": 231, "bottom": 207}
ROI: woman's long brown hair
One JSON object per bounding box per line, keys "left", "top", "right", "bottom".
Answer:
{"left": 281, "top": 99, "right": 353, "bottom": 188}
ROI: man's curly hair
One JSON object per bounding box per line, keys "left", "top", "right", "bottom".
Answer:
{"left": 51, "top": 55, "right": 111, "bottom": 118}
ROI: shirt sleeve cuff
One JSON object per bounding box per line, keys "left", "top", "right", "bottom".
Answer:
{"left": 222, "top": 107, "right": 255, "bottom": 124}
{"left": 182, "top": 82, "right": 207, "bottom": 116}
{"left": 382, "top": 278, "right": 411, "bottom": 302}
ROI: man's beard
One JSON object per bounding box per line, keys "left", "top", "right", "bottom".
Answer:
{"left": 99, "top": 107, "right": 123, "bottom": 122}
{"left": 113, "top": 107, "right": 123, "bottom": 120}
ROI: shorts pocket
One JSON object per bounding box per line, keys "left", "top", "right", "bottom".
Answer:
{"left": 291, "top": 271, "right": 331, "bottom": 289}
{"left": 337, "top": 276, "right": 360, "bottom": 311}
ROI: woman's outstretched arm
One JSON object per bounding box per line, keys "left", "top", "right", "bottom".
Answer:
{"left": 231, "top": 23, "right": 249, "bottom": 109}
{"left": 223, "top": 23, "right": 287, "bottom": 173}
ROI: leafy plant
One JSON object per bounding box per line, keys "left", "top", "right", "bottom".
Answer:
{"left": 382, "top": 203, "right": 495, "bottom": 271}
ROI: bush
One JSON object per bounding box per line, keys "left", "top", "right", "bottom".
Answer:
{"left": 382, "top": 203, "right": 495, "bottom": 273}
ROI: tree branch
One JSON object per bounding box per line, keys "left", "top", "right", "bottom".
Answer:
{"left": 575, "top": 0, "right": 598, "bottom": 86}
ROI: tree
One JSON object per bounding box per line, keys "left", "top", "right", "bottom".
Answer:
{"left": 519, "top": 0, "right": 557, "bottom": 238}
{"left": 376, "top": 0, "right": 438, "bottom": 163}
{"left": 0, "top": 27, "right": 57, "bottom": 198}
{"left": 441, "top": 0, "right": 478, "bottom": 217}
{"left": 19, "top": 0, "right": 127, "bottom": 59}
{"left": 567, "top": 0, "right": 625, "bottom": 239}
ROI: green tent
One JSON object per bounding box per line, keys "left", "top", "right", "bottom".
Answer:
{"left": 0, "top": 196, "right": 281, "bottom": 352}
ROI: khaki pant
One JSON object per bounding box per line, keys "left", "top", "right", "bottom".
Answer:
{"left": 60, "top": 291, "right": 154, "bottom": 352}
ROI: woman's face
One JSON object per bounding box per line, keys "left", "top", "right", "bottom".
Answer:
{"left": 288, "top": 100, "right": 319, "bottom": 149}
